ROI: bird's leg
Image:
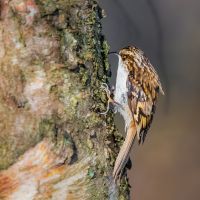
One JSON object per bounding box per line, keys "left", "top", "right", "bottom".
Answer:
{"left": 100, "top": 83, "right": 120, "bottom": 115}
{"left": 100, "top": 83, "right": 114, "bottom": 115}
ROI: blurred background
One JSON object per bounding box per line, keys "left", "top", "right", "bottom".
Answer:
{"left": 99, "top": 0, "right": 200, "bottom": 199}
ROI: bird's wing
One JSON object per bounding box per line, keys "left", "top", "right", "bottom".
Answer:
{"left": 126, "top": 56, "right": 163, "bottom": 143}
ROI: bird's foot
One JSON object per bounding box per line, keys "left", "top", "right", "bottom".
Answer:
{"left": 100, "top": 83, "right": 115, "bottom": 115}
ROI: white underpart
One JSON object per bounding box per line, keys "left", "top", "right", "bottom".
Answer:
{"left": 114, "top": 55, "right": 132, "bottom": 129}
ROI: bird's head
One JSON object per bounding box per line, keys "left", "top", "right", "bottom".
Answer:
{"left": 119, "top": 46, "right": 145, "bottom": 68}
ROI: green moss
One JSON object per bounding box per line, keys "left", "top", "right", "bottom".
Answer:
{"left": 0, "top": 138, "right": 13, "bottom": 170}
{"left": 38, "top": 118, "right": 55, "bottom": 139}
{"left": 63, "top": 30, "right": 77, "bottom": 48}
{"left": 87, "top": 167, "right": 96, "bottom": 179}
{"left": 102, "top": 40, "right": 110, "bottom": 71}
{"left": 88, "top": 177, "right": 109, "bottom": 200}
{"left": 118, "top": 177, "right": 130, "bottom": 199}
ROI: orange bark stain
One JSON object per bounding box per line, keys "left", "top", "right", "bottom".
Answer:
{"left": 0, "top": 174, "right": 18, "bottom": 198}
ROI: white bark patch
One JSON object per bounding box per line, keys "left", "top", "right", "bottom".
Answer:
{"left": 14, "top": 114, "right": 26, "bottom": 135}
{"left": 9, "top": 178, "right": 37, "bottom": 200}
{"left": 12, "top": 38, "right": 23, "bottom": 49}
{"left": 11, "top": 56, "right": 19, "bottom": 65}
{"left": 24, "top": 69, "right": 51, "bottom": 115}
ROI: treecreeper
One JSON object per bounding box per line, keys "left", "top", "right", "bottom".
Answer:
{"left": 102, "top": 46, "right": 164, "bottom": 181}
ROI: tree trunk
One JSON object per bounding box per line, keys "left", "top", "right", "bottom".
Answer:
{"left": 0, "top": 0, "right": 129, "bottom": 199}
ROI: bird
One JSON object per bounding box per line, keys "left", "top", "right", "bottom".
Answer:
{"left": 101, "top": 46, "right": 164, "bottom": 181}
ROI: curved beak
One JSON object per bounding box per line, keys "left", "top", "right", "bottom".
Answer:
{"left": 108, "top": 51, "right": 119, "bottom": 56}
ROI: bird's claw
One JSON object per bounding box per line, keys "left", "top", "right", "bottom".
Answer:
{"left": 100, "top": 83, "right": 113, "bottom": 115}
{"left": 101, "top": 83, "right": 111, "bottom": 95}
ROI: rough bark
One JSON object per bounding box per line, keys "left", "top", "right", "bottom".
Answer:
{"left": 0, "top": 0, "right": 129, "bottom": 199}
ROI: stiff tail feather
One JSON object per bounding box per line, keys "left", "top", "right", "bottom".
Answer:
{"left": 113, "top": 120, "right": 137, "bottom": 181}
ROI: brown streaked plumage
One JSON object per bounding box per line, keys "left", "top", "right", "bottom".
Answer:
{"left": 119, "top": 46, "right": 164, "bottom": 144}
{"left": 102, "top": 46, "right": 164, "bottom": 181}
